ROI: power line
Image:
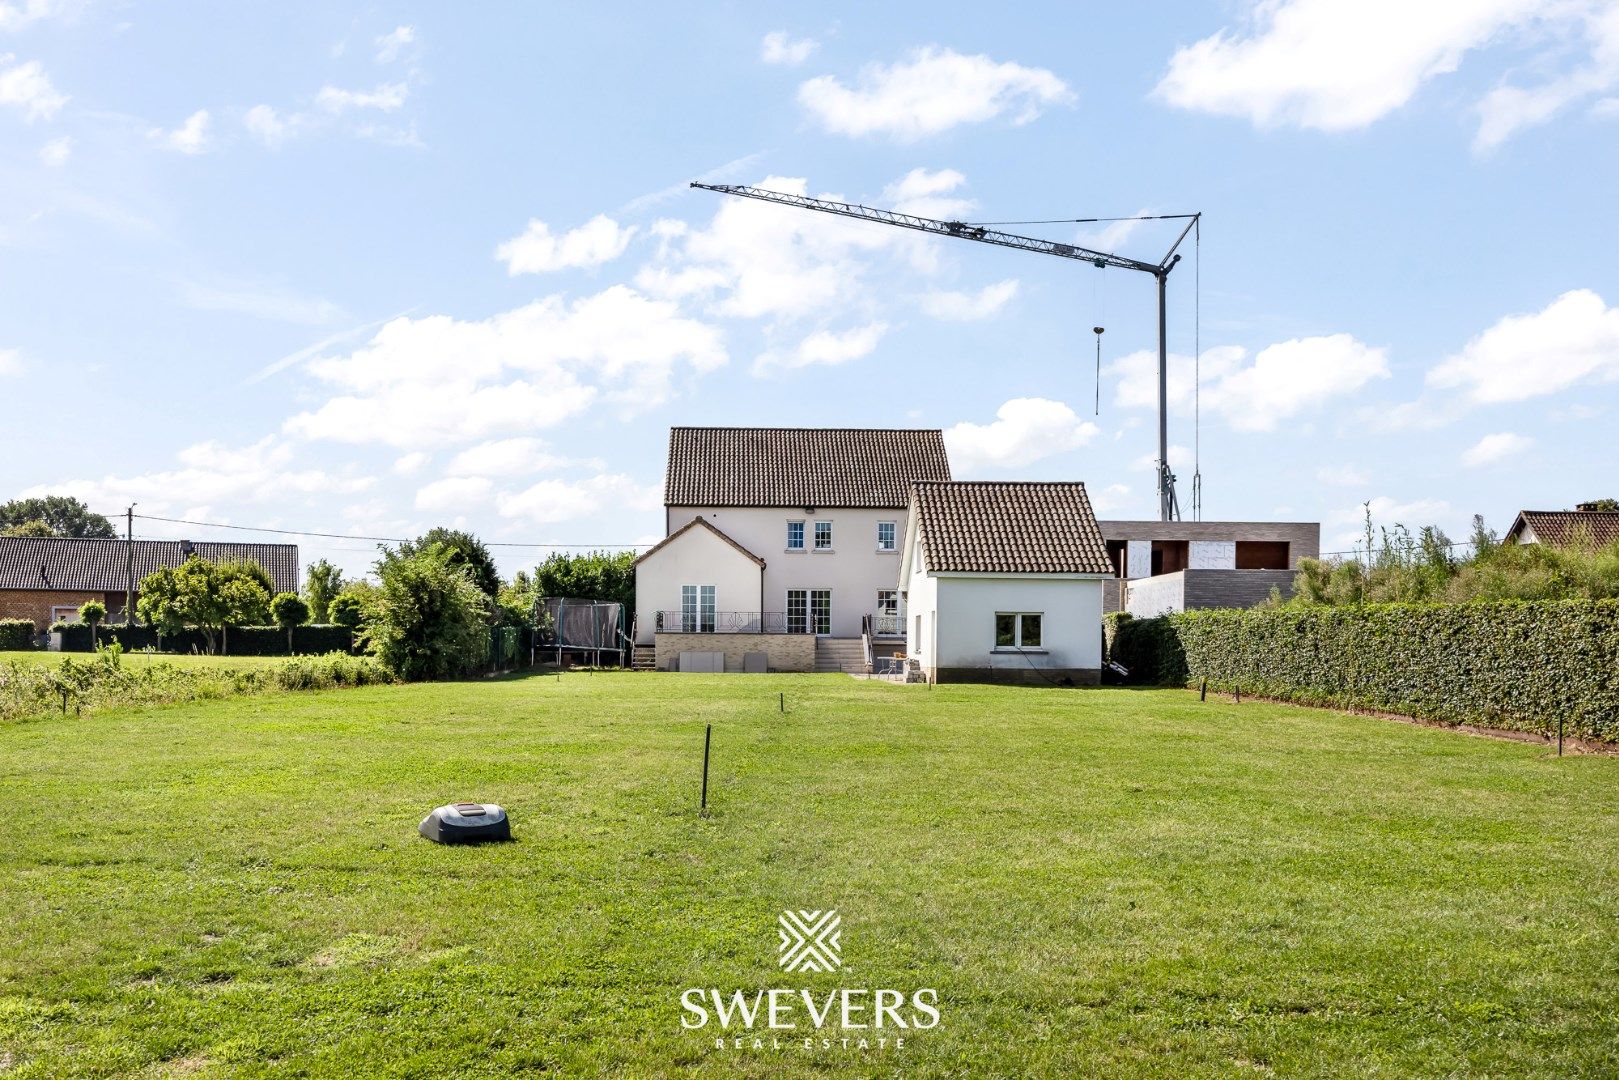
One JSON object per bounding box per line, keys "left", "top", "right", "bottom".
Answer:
{"left": 131, "top": 513, "right": 649, "bottom": 549}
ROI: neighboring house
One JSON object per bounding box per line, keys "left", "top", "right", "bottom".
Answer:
{"left": 1503, "top": 504, "right": 1619, "bottom": 547}
{"left": 0, "top": 536, "right": 299, "bottom": 633}
{"left": 1097, "top": 519, "right": 1320, "bottom": 617}
{"left": 899, "top": 481, "right": 1113, "bottom": 686}
{"left": 633, "top": 426, "right": 951, "bottom": 672}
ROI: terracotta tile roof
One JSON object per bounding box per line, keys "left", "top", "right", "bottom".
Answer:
{"left": 632, "top": 516, "right": 765, "bottom": 567}
{"left": 912, "top": 481, "right": 1112, "bottom": 575}
{"left": 1508, "top": 510, "right": 1619, "bottom": 547}
{"left": 664, "top": 427, "right": 951, "bottom": 509}
{"left": 0, "top": 536, "right": 299, "bottom": 593}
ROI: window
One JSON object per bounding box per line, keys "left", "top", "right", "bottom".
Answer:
{"left": 814, "top": 520, "right": 833, "bottom": 550}
{"left": 994, "top": 612, "right": 1043, "bottom": 649}
{"left": 787, "top": 589, "right": 831, "bottom": 634}
{"left": 875, "top": 590, "right": 899, "bottom": 635}
{"left": 810, "top": 589, "right": 832, "bottom": 635}
{"left": 786, "top": 520, "right": 805, "bottom": 551}
{"left": 681, "top": 584, "right": 715, "bottom": 633}
{"left": 786, "top": 589, "right": 808, "bottom": 634}
{"left": 876, "top": 521, "right": 897, "bottom": 551}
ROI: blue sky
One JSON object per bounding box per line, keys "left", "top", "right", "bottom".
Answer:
{"left": 2, "top": 0, "right": 1616, "bottom": 577}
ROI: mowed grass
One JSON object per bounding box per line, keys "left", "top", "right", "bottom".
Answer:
{"left": 1, "top": 674, "right": 1615, "bottom": 1078}
{"left": 0, "top": 650, "right": 298, "bottom": 670}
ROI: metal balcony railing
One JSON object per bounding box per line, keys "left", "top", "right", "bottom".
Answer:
{"left": 652, "top": 611, "right": 811, "bottom": 634}
{"left": 871, "top": 613, "right": 903, "bottom": 636}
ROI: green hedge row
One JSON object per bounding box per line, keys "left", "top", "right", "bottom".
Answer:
{"left": 52, "top": 623, "right": 354, "bottom": 656}
{"left": 0, "top": 619, "right": 36, "bottom": 651}
{"left": 1107, "top": 600, "right": 1619, "bottom": 741}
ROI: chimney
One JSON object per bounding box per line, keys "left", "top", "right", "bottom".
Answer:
{"left": 1576, "top": 502, "right": 1600, "bottom": 512}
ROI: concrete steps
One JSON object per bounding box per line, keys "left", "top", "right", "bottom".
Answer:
{"left": 631, "top": 645, "right": 656, "bottom": 671}
{"left": 814, "top": 637, "right": 868, "bottom": 674}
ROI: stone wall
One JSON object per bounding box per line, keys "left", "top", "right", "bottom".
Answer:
{"left": 653, "top": 632, "right": 816, "bottom": 672}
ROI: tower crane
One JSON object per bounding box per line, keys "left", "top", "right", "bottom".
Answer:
{"left": 692, "top": 182, "right": 1201, "bottom": 522}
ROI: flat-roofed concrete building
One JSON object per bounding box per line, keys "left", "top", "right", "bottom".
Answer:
{"left": 1095, "top": 519, "right": 1320, "bottom": 616}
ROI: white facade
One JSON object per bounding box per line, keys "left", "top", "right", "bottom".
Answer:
{"left": 664, "top": 506, "right": 906, "bottom": 639}
{"left": 900, "top": 525, "right": 1105, "bottom": 682}
{"left": 633, "top": 519, "right": 763, "bottom": 641}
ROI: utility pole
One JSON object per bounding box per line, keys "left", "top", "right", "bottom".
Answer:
{"left": 125, "top": 504, "right": 136, "bottom": 626}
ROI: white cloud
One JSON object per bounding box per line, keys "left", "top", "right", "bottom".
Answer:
{"left": 446, "top": 437, "right": 598, "bottom": 477}
{"left": 882, "top": 166, "right": 974, "bottom": 218}
{"left": 1316, "top": 463, "right": 1371, "bottom": 486}
{"left": 1427, "top": 289, "right": 1619, "bottom": 403}
{"left": 0, "top": 54, "right": 66, "bottom": 121}
{"left": 1462, "top": 431, "right": 1534, "bottom": 466}
{"left": 1157, "top": 0, "right": 1619, "bottom": 148}
{"left": 180, "top": 280, "right": 341, "bottom": 325}
{"left": 415, "top": 476, "right": 493, "bottom": 512}
{"left": 26, "top": 437, "right": 373, "bottom": 517}
{"left": 286, "top": 285, "right": 726, "bottom": 447}
{"left": 151, "top": 109, "right": 210, "bottom": 154}
{"left": 920, "top": 279, "right": 1018, "bottom": 321}
{"left": 393, "top": 451, "right": 430, "bottom": 476}
{"left": 375, "top": 25, "right": 415, "bottom": 63}
{"left": 1089, "top": 482, "right": 1132, "bottom": 514}
{"left": 496, "top": 214, "right": 636, "bottom": 274}
{"left": 1109, "top": 335, "right": 1389, "bottom": 432}
{"left": 1332, "top": 496, "right": 1454, "bottom": 550}
{"left": 38, "top": 133, "right": 69, "bottom": 165}
{"left": 944, "top": 397, "right": 1100, "bottom": 473}
{"left": 798, "top": 46, "right": 1073, "bottom": 140}
{"left": 638, "top": 174, "right": 930, "bottom": 324}
{"left": 317, "top": 82, "right": 408, "bottom": 113}
{"left": 498, "top": 474, "right": 661, "bottom": 525}
{"left": 0, "top": 0, "right": 72, "bottom": 32}
{"left": 1130, "top": 443, "right": 1193, "bottom": 474}
{"left": 753, "top": 322, "right": 886, "bottom": 375}
{"left": 244, "top": 104, "right": 300, "bottom": 147}
{"left": 0, "top": 347, "right": 22, "bottom": 376}
{"left": 761, "top": 31, "right": 817, "bottom": 66}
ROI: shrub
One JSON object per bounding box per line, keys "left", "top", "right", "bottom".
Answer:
{"left": 270, "top": 592, "right": 311, "bottom": 651}
{"left": 330, "top": 593, "right": 365, "bottom": 629}
{"left": 359, "top": 545, "right": 491, "bottom": 680}
{"left": 51, "top": 623, "right": 353, "bottom": 656}
{"left": 0, "top": 618, "right": 36, "bottom": 650}
{"left": 1116, "top": 600, "right": 1619, "bottom": 741}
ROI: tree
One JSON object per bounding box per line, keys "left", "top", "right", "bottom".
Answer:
{"left": 496, "top": 569, "right": 537, "bottom": 627}
{"left": 135, "top": 556, "right": 272, "bottom": 654}
{"left": 532, "top": 550, "right": 635, "bottom": 612}
{"left": 358, "top": 545, "right": 491, "bottom": 680}
{"left": 1, "top": 519, "right": 55, "bottom": 537}
{"left": 0, "top": 496, "right": 115, "bottom": 538}
{"left": 303, "top": 559, "right": 345, "bottom": 623}
{"left": 270, "top": 592, "right": 310, "bottom": 652}
{"left": 399, "top": 528, "right": 500, "bottom": 600}
{"left": 1581, "top": 497, "right": 1619, "bottom": 511}
{"left": 329, "top": 593, "right": 365, "bottom": 629}
{"left": 78, "top": 600, "right": 106, "bottom": 646}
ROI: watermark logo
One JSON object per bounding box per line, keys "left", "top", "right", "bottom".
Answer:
{"left": 778, "top": 909, "right": 841, "bottom": 972}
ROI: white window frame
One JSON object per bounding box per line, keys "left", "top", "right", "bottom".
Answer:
{"left": 681, "top": 584, "right": 716, "bottom": 633}
{"left": 813, "top": 520, "right": 833, "bottom": 552}
{"left": 786, "top": 520, "right": 805, "bottom": 552}
{"left": 876, "top": 520, "right": 897, "bottom": 552}
{"left": 51, "top": 605, "right": 81, "bottom": 625}
{"left": 993, "top": 611, "right": 1044, "bottom": 651}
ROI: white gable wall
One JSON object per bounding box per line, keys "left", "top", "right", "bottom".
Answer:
{"left": 933, "top": 576, "right": 1103, "bottom": 674}
{"left": 668, "top": 506, "right": 904, "bottom": 638}
{"left": 633, "top": 524, "right": 761, "bottom": 642}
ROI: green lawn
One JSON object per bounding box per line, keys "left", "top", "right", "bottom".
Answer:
{"left": 0, "top": 650, "right": 307, "bottom": 670}
{"left": 1, "top": 673, "right": 1615, "bottom": 1077}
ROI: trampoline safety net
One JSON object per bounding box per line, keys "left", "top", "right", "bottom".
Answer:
{"left": 539, "top": 597, "right": 626, "bottom": 661}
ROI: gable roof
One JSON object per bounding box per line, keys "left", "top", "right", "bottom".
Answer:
{"left": 632, "top": 516, "right": 764, "bottom": 568}
{"left": 911, "top": 481, "right": 1112, "bottom": 575}
{"left": 1505, "top": 509, "right": 1619, "bottom": 548}
{"left": 0, "top": 536, "right": 299, "bottom": 594}
{"left": 664, "top": 427, "right": 951, "bottom": 509}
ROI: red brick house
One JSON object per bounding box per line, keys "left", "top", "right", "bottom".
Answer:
{"left": 0, "top": 536, "right": 299, "bottom": 632}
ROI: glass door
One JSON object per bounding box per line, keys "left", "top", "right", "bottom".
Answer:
{"left": 786, "top": 589, "right": 807, "bottom": 634}
{"left": 681, "top": 585, "right": 715, "bottom": 632}
{"left": 810, "top": 589, "right": 832, "bottom": 636}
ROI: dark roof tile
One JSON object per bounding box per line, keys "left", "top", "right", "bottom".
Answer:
{"left": 0, "top": 537, "right": 299, "bottom": 593}
{"left": 665, "top": 427, "right": 950, "bottom": 508}
{"left": 912, "top": 481, "right": 1112, "bottom": 575}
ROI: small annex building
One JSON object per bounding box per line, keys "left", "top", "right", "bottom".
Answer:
{"left": 898, "top": 481, "right": 1113, "bottom": 686}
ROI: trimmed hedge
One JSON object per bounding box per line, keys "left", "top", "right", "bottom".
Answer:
{"left": 1110, "top": 600, "right": 1619, "bottom": 742}
{"left": 52, "top": 623, "right": 354, "bottom": 656}
{"left": 0, "top": 619, "right": 36, "bottom": 651}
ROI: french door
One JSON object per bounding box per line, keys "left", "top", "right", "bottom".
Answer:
{"left": 786, "top": 589, "right": 832, "bottom": 635}
{"left": 681, "top": 584, "right": 715, "bottom": 632}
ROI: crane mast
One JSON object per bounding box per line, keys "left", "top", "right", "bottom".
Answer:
{"left": 692, "top": 181, "right": 1200, "bottom": 522}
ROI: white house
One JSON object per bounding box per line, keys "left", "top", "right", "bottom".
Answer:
{"left": 898, "top": 481, "right": 1113, "bottom": 685}
{"left": 633, "top": 426, "right": 952, "bottom": 672}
